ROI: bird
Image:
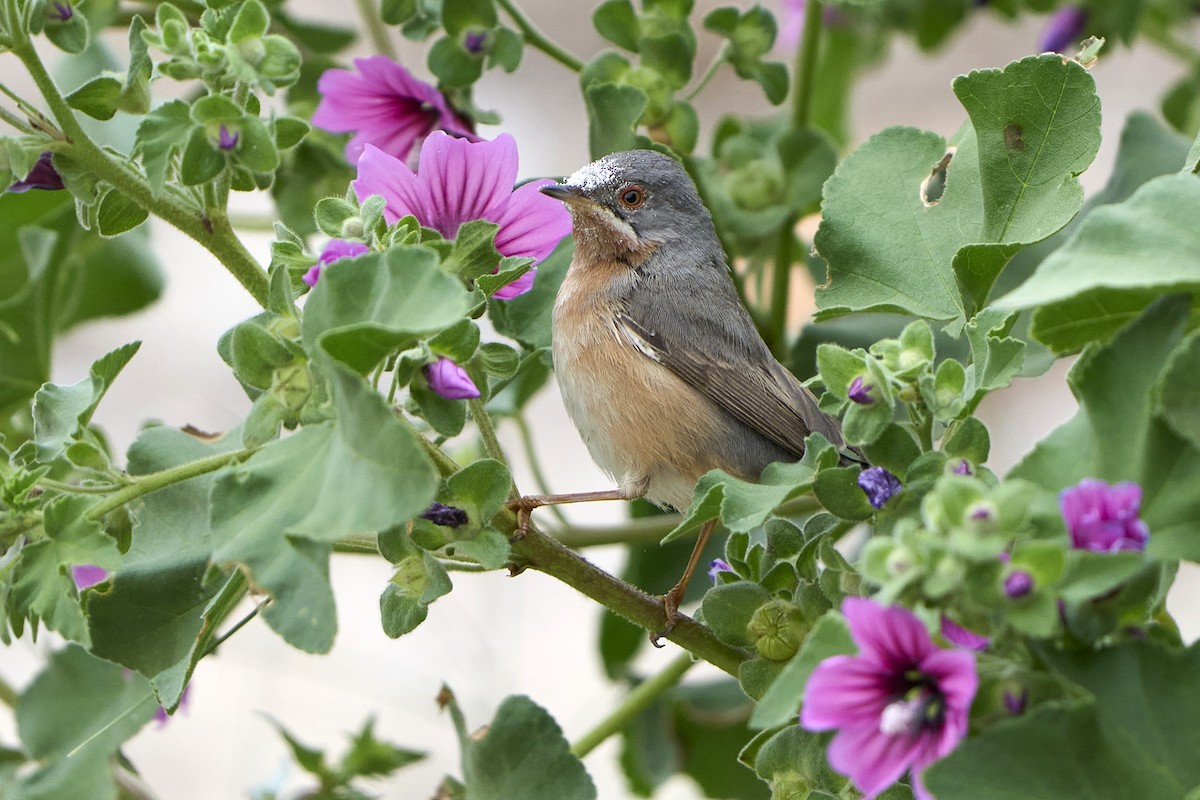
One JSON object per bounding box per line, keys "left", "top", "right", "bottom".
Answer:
{"left": 511, "top": 149, "right": 857, "bottom": 643}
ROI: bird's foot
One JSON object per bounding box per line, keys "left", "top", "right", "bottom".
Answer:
{"left": 649, "top": 588, "right": 685, "bottom": 648}
{"left": 504, "top": 495, "right": 544, "bottom": 540}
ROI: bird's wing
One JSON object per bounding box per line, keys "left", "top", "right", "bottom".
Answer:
{"left": 617, "top": 310, "right": 846, "bottom": 458}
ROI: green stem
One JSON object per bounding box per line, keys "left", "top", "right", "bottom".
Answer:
{"left": 37, "top": 478, "right": 122, "bottom": 494}
{"left": 333, "top": 535, "right": 379, "bottom": 554}
{"left": 495, "top": 0, "right": 584, "bottom": 72}
{"left": 790, "top": 0, "right": 823, "bottom": 129}
{"left": 509, "top": 526, "right": 750, "bottom": 676}
{"left": 354, "top": 0, "right": 397, "bottom": 60}
{"left": 84, "top": 449, "right": 253, "bottom": 521}
{"left": 0, "top": 104, "right": 35, "bottom": 135}
{"left": 684, "top": 42, "right": 730, "bottom": 102}
{"left": 13, "top": 42, "right": 270, "bottom": 307}
{"left": 514, "top": 414, "right": 568, "bottom": 526}
{"left": 768, "top": 220, "right": 797, "bottom": 358}
{"left": 468, "top": 398, "right": 512, "bottom": 473}
{"left": 571, "top": 652, "right": 695, "bottom": 758}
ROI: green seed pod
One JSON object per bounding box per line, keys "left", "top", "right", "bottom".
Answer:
{"left": 747, "top": 599, "right": 808, "bottom": 661}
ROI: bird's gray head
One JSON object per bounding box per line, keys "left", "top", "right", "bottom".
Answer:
{"left": 541, "top": 150, "right": 717, "bottom": 262}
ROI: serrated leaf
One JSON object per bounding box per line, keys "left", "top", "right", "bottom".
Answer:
{"left": 33, "top": 341, "right": 140, "bottom": 462}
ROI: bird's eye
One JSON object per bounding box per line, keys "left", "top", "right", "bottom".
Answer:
{"left": 617, "top": 184, "right": 646, "bottom": 209}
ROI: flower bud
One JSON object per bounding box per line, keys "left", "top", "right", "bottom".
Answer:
{"left": 847, "top": 375, "right": 875, "bottom": 405}
{"left": 237, "top": 36, "right": 267, "bottom": 66}
{"left": 725, "top": 160, "right": 783, "bottom": 211}
{"left": 1004, "top": 568, "right": 1034, "bottom": 599}
{"left": 884, "top": 544, "right": 917, "bottom": 578}
{"left": 747, "top": 600, "right": 807, "bottom": 661}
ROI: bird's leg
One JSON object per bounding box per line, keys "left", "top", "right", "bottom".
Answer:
{"left": 651, "top": 518, "right": 718, "bottom": 648}
{"left": 507, "top": 489, "right": 630, "bottom": 539}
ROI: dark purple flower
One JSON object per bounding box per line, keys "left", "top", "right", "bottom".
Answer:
{"left": 802, "top": 598, "right": 978, "bottom": 800}
{"left": 9, "top": 152, "right": 64, "bottom": 193}
{"left": 1004, "top": 569, "right": 1034, "bottom": 599}
{"left": 1039, "top": 7, "right": 1088, "bottom": 53}
{"left": 303, "top": 239, "right": 370, "bottom": 287}
{"left": 217, "top": 124, "right": 238, "bottom": 150}
{"left": 708, "top": 558, "right": 734, "bottom": 582}
{"left": 857, "top": 467, "right": 902, "bottom": 510}
{"left": 1002, "top": 687, "right": 1026, "bottom": 716}
{"left": 1060, "top": 479, "right": 1149, "bottom": 553}
{"left": 72, "top": 564, "right": 107, "bottom": 590}
{"left": 354, "top": 132, "right": 571, "bottom": 299}
{"left": 464, "top": 31, "right": 487, "bottom": 54}
{"left": 939, "top": 616, "right": 989, "bottom": 651}
{"left": 155, "top": 683, "right": 191, "bottom": 727}
{"left": 421, "top": 501, "right": 469, "bottom": 528}
{"left": 49, "top": 1, "right": 72, "bottom": 20}
{"left": 848, "top": 376, "right": 874, "bottom": 405}
{"left": 952, "top": 459, "right": 972, "bottom": 476}
{"left": 425, "top": 357, "right": 480, "bottom": 400}
{"left": 312, "top": 56, "right": 478, "bottom": 165}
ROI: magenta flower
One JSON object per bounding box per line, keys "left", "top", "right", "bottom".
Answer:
{"left": 939, "top": 616, "right": 988, "bottom": 652}
{"left": 354, "top": 132, "right": 571, "bottom": 299}
{"left": 1039, "top": 7, "right": 1087, "bottom": 53}
{"left": 1060, "top": 478, "right": 1149, "bottom": 553}
{"left": 848, "top": 376, "right": 874, "bottom": 405}
{"left": 217, "top": 124, "right": 238, "bottom": 151}
{"left": 858, "top": 467, "right": 902, "bottom": 510}
{"left": 303, "top": 239, "right": 370, "bottom": 287}
{"left": 1003, "top": 569, "right": 1034, "bottom": 598}
{"left": 312, "top": 56, "right": 477, "bottom": 165}
{"left": 708, "top": 558, "right": 734, "bottom": 582}
{"left": 802, "top": 598, "right": 978, "bottom": 800}
{"left": 72, "top": 564, "right": 108, "bottom": 590}
{"left": 425, "top": 357, "right": 479, "bottom": 400}
{"left": 9, "top": 152, "right": 64, "bottom": 193}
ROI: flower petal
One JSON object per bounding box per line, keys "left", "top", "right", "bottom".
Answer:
{"left": 827, "top": 723, "right": 923, "bottom": 800}
{"left": 353, "top": 145, "right": 426, "bottom": 224}
{"left": 418, "top": 132, "right": 518, "bottom": 237}
{"left": 490, "top": 179, "right": 572, "bottom": 262}
{"left": 801, "top": 655, "right": 891, "bottom": 730}
{"left": 491, "top": 267, "right": 537, "bottom": 300}
{"left": 843, "top": 597, "right": 935, "bottom": 671}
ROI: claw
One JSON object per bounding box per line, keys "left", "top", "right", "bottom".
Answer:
{"left": 649, "top": 590, "right": 683, "bottom": 647}
{"left": 505, "top": 496, "right": 542, "bottom": 540}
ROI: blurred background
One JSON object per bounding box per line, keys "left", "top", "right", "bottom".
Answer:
{"left": 3, "top": 1, "right": 1198, "bottom": 797}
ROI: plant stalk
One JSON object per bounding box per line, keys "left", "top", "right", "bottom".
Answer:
{"left": 571, "top": 651, "right": 695, "bottom": 758}
{"left": 84, "top": 449, "right": 254, "bottom": 521}
{"left": 791, "top": 0, "right": 824, "bottom": 129}
{"left": 496, "top": 0, "right": 584, "bottom": 72}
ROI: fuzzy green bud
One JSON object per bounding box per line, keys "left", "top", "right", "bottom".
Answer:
{"left": 747, "top": 600, "right": 807, "bottom": 661}
{"left": 770, "top": 772, "right": 809, "bottom": 800}
{"left": 725, "top": 160, "right": 784, "bottom": 211}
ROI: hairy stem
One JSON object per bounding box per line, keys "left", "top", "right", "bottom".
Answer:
{"left": 0, "top": 103, "right": 36, "bottom": 135}
{"left": 685, "top": 42, "right": 730, "bottom": 102}
{"left": 13, "top": 42, "right": 270, "bottom": 307}
{"left": 496, "top": 0, "right": 584, "bottom": 72}
{"left": 571, "top": 652, "right": 695, "bottom": 758}
{"left": 514, "top": 414, "right": 569, "bottom": 526}
{"left": 354, "top": 0, "right": 397, "bottom": 60}
{"left": 468, "top": 398, "right": 514, "bottom": 476}
{"left": 790, "top": 0, "right": 823, "bottom": 129}
{"left": 84, "top": 449, "right": 254, "bottom": 522}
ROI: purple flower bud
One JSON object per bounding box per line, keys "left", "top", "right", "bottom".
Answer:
{"left": 50, "top": 1, "right": 72, "bottom": 20}
{"left": 420, "top": 501, "right": 469, "bottom": 528}
{"left": 464, "top": 31, "right": 487, "bottom": 54}
{"left": 72, "top": 564, "right": 108, "bottom": 590}
{"left": 708, "top": 558, "right": 733, "bottom": 582}
{"left": 847, "top": 376, "right": 874, "bottom": 405}
{"left": 1004, "top": 569, "right": 1034, "bottom": 599}
{"left": 218, "top": 124, "right": 238, "bottom": 151}
{"left": 1060, "top": 478, "right": 1149, "bottom": 553}
{"left": 940, "top": 615, "right": 989, "bottom": 651}
{"left": 952, "top": 459, "right": 972, "bottom": 476}
{"left": 303, "top": 239, "right": 370, "bottom": 287}
{"left": 857, "top": 466, "right": 902, "bottom": 509}
{"left": 1039, "top": 7, "right": 1088, "bottom": 53}
{"left": 8, "top": 152, "right": 64, "bottom": 193}
{"left": 1003, "top": 687, "right": 1027, "bottom": 716}
{"left": 425, "top": 357, "right": 480, "bottom": 400}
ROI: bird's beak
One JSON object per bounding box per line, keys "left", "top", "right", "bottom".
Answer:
{"left": 540, "top": 183, "right": 587, "bottom": 204}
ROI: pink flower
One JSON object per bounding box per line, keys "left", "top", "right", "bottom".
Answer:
{"left": 425, "top": 357, "right": 479, "bottom": 400}
{"left": 939, "top": 616, "right": 989, "bottom": 652}
{"left": 303, "top": 239, "right": 370, "bottom": 287}
{"left": 353, "top": 132, "right": 571, "bottom": 299}
{"left": 1060, "top": 479, "right": 1149, "bottom": 553}
{"left": 312, "top": 56, "right": 477, "bottom": 165}
{"left": 802, "top": 597, "right": 978, "bottom": 800}
{"left": 72, "top": 564, "right": 107, "bottom": 590}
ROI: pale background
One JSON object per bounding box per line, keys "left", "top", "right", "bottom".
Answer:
{"left": 2, "top": 2, "right": 1198, "bottom": 799}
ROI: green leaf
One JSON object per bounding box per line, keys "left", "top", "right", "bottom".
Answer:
{"left": 0, "top": 227, "right": 63, "bottom": 412}
{"left": 96, "top": 190, "right": 149, "bottom": 236}
{"left": 441, "top": 0, "right": 498, "bottom": 35}
{"left": 339, "top": 717, "right": 425, "bottom": 778}
{"left": 749, "top": 610, "right": 855, "bottom": 729}
{"left": 45, "top": 7, "right": 91, "bottom": 53}
{"left": 429, "top": 35, "right": 484, "bottom": 87}
{"left": 65, "top": 76, "right": 123, "bottom": 120}
{"left": 180, "top": 125, "right": 225, "bottom": 185}
{"left": 462, "top": 695, "right": 597, "bottom": 800}
{"left": 32, "top": 341, "right": 140, "bottom": 462}
{"left": 1157, "top": 329, "right": 1200, "bottom": 451}
{"left": 16, "top": 644, "right": 156, "bottom": 760}
{"left": 211, "top": 365, "right": 439, "bottom": 652}
{"left": 701, "top": 581, "right": 772, "bottom": 647}
{"left": 228, "top": 0, "right": 270, "bottom": 42}
{"left": 380, "top": 551, "right": 452, "bottom": 637}
{"left": 443, "top": 219, "right": 502, "bottom": 279}
{"left": 594, "top": 0, "right": 639, "bottom": 50}
{"left": 273, "top": 115, "right": 310, "bottom": 150}
{"left": 120, "top": 15, "right": 153, "bottom": 114}
{"left": 236, "top": 116, "right": 280, "bottom": 173}
{"left": 996, "top": 174, "right": 1200, "bottom": 352}
{"left": 489, "top": 240, "right": 572, "bottom": 349}
{"left": 585, "top": 82, "right": 650, "bottom": 159}
{"left": 301, "top": 247, "right": 472, "bottom": 373}
{"left": 135, "top": 100, "right": 194, "bottom": 197}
